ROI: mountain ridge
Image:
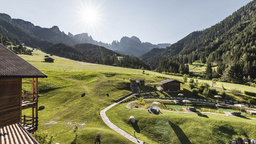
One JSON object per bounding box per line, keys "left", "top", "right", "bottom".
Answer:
{"left": 152, "top": 0, "right": 256, "bottom": 83}
{"left": 0, "top": 13, "right": 170, "bottom": 57}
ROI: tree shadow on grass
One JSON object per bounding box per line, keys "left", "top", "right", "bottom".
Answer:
{"left": 71, "top": 134, "right": 77, "bottom": 144}
{"left": 196, "top": 112, "right": 209, "bottom": 118}
{"left": 161, "top": 91, "right": 170, "bottom": 97}
{"left": 236, "top": 115, "right": 251, "bottom": 120}
{"left": 114, "top": 82, "right": 131, "bottom": 90}
{"left": 168, "top": 121, "right": 192, "bottom": 144}
{"left": 132, "top": 121, "right": 141, "bottom": 133}
{"left": 182, "top": 88, "right": 199, "bottom": 98}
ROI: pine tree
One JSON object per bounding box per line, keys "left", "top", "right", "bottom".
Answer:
{"left": 205, "top": 62, "right": 212, "bottom": 80}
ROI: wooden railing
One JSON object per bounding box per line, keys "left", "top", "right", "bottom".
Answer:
{"left": 22, "top": 92, "right": 37, "bottom": 102}
{"left": 21, "top": 115, "right": 38, "bottom": 132}
{"left": 21, "top": 78, "right": 39, "bottom": 133}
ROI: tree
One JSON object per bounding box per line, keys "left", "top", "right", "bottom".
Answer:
{"left": 212, "top": 78, "right": 218, "bottom": 87}
{"left": 183, "top": 74, "right": 188, "bottom": 83}
{"left": 179, "top": 64, "right": 185, "bottom": 74}
{"left": 205, "top": 62, "right": 212, "bottom": 80}
{"left": 227, "top": 64, "right": 243, "bottom": 83}
{"left": 217, "top": 62, "right": 225, "bottom": 75}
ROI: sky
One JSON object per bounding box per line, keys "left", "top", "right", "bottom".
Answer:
{"left": 1, "top": 0, "right": 253, "bottom": 44}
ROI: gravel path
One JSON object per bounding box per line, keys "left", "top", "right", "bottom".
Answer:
{"left": 100, "top": 95, "right": 144, "bottom": 144}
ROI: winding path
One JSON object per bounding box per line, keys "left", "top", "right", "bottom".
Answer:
{"left": 100, "top": 95, "right": 144, "bottom": 144}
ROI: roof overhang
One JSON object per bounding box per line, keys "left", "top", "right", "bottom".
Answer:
{"left": 0, "top": 123, "right": 39, "bottom": 144}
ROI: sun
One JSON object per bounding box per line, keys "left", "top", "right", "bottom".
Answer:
{"left": 78, "top": 1, "right": 103, "bottom": 29}
{"left": 82, "top": 7, "right": 100, "bottom": 27}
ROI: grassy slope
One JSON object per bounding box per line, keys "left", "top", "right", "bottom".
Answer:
{"left": 188, "top": 62, "right": 256, "bottom": 93}
{"left": 107, "top": 103, "right": 256, "bottom": 144}
{"left": 19, "top": 49, "right": 256, "bottom": 143}
{"left": 19, "top": 50, "right": 164, "bottom": 143}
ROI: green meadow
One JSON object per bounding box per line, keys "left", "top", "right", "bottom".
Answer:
{"left": 20, "top": 49, "right": 165, "bottom": 143}
{"left": 107, "top": 103, "right": 256, "bottom": 144}
{"left": 19, "top": 49, "right": 256, "bottom": 143}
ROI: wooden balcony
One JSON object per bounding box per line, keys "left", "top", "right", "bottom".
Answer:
{"left": 21, "top": 115, "right": 38, "bottom": 133}
{"left": 22, "top": 93, "right": 37, "bottom": 109}
{"left": 21, "top": 78, "right": 39, "bottom": 133}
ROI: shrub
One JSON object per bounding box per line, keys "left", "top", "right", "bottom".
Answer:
{"left": 198, "top": 83, "right": 210, "bottom": 93}
{"left": 183, "top": 74, "right": 188, "bottom": 83}
{"left": 33, "top": 132, "right": 54, "bottom": 144}
{"left": 209, "top": 88, "right": 217, "bottom": 95}
{"left": 141, "top": 100, "right": 146, "bottom": 105}
{"left": 218, "top": 91, "right": 226, "bottom": 98}
{"left": 192, "top": 88, "right": 199, "bottom": 96}
{"left": 203, "top": 88, "right": 210, "bottom": 97}
{"left": 230, "top": 89, "right": 241, "bottom": 95}
{"left": 144, "top": 104, "right": 150, "bottom": 109}
{"left": 189, "top": 78, "right": 194, "bottom": 83}
{"left": 189, "top": 83, "right": 195, "bottom": 89}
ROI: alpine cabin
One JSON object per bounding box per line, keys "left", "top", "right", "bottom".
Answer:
{"left": 159, "top": 79, "right": 182, "bottom": 91}
{"left": 0, "top": 44, "right": 47, "bottom": 144}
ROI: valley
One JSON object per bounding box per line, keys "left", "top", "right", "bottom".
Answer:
{"left": 19, "top": 49, "right": 256, "bottom": 143}
{"left": 1, "top": 1, "right": 256, "bottom": 143}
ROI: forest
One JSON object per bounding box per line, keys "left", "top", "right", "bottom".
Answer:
{"left": 146, "top": 0, "right": 256, "bottom": 85}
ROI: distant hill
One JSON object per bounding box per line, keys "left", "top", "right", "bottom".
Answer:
{"left": 42, "top": 43, "right": 150, "bottom": 69}
{"left": 140, "top": 48, "right": 165, "bottom": 66}
{"left": 143, "top": 31, "right": 203, "bottom": 66}
{"left": 153, "top": 0, "right": 256, "bottom": 83}
{"left": 159, "top": 31, "right": 203, "bottom": 58}
{"left": 43, "top": 43, "right": 117, "bottom": 65}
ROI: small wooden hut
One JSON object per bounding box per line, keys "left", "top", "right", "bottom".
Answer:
{"left": 44, "top": 57, "right": 54, "bottom": 63}
{"left": 0, "top": 44, "right": 47, "bottom": 143}
{"left": 158, "top": 79, "right": 182, "bottom": 91}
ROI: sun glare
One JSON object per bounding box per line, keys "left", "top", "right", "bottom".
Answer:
{"left": 78, "top": 1, "right": 103, "bottom": 30}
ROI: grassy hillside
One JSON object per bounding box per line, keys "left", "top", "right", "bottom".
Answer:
{"left": 19, "top": 49, "right": 256, "bottom": 143}
{"left": 107, "top": 103, "right": 256, "bottom": 144}
{"left": 20, "top": 49, "right": 164, "bottom": 143}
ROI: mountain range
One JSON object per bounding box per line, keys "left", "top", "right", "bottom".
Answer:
{"left": 0, "top": 13, "right": 170, "bottom": 57}
{"left": 143, "top": 0, "right": 256, "bottom": 66}
{"left": 142, "top": 0, "right": 256, "bottom": 83}
{"left": 1, "top": 0, "right": 256, "bottom": 83}
{"left": 0, "top": 13, "right": 152, "bottom": 69}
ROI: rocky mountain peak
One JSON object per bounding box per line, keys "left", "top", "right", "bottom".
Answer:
{"left": 0, "top": 13, "right": 11, "bottom": 21}
{"left": 50, "top": 26, "right": 61, "bottom": 33}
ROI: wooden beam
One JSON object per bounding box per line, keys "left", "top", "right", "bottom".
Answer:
{"left": 35, "top": 78, "right": 38, "bottom": 131}
{"left": 32, "top": 107, "right": 34, "bottom": 128}
{"left": 20, "top": 78, "right": 23, "bottom": 122}
{"left": 35, "top": 78, "right": 38, "bottom": 102}
{"left": 32, "top": 78, "right": 34, "bottom": 102}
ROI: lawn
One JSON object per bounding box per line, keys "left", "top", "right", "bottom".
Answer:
{"left": 18, "top": 49, "right": 256, "bottom": 143}
{"left": 107, "top": 103, "right": 256, "bottom": 144}
{"left": 19, "top": 49, "right": 167, "bottom": 143}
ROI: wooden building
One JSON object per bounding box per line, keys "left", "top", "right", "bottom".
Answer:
{"left": 44, "top": 57, "right": 54, "bottom": 63}
{"left": 0, "top": 44, "right": 47, "bottom": 143}
{"left": 158, "top": 79, "right": 182, "bottom": 91}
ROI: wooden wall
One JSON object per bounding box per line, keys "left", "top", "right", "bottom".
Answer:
{"left": 0, "top": 78, "right": 21, "bottom": 128}
{"left": 162, "top": 82, "right": 180, "bottom": 91}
